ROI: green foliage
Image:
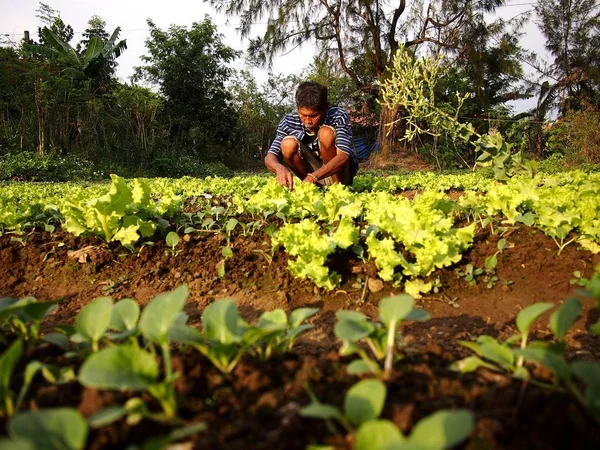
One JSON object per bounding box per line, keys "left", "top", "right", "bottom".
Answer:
{"left": 0, "top": 339, "right": 23, "bottom": 417}
{"left": 253, "top": 307, "right": 319, "bottom": 359}
{"left": 535, "top": 0, "right": 600, "bottom": 114}
{"left": 0, "top": 408, "right": 88, "bottom": 450}
{"left": 172, "top": 298, "right": 288, "bottom": 374}
{"left": 0, "top": 297, "right": 57, "bottom": 344}
{"left": 72, "top": 297, "right": 113, "bottom": 352}
{"left": 335, "top": 294, "right": 429, "bottom": 378}
{"left": 301, "top": 378, "right": 474, "bottom": 449}
{"left": 61, "top": 174, "right": 174, "bottom": 246}
{"left": 78, "top": 285, "right": 190, "bottom": 418}
{"left": 380, "top": 47, "right": 533, "bottom": 180}
{"left": 79, "top": 345, "right": 159, "bottom": 391}
{"left": 0, "top": 152, "right": 97, "bottom": 182}
{"left": 133, "top": 17, "right": 240, "bottom": 161}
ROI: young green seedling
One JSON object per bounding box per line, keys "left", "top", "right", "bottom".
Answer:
{"left": 71, "top": 296, "right": 114, "bottom": 352}
{"left": 0, "top": 407, "right": 88, "bottom": 450}
{"left": 168, "top": 298, "right": 286, "bottom": 374}
{"left": 16, "top": 361, "right": 75, "bottom": 412}
{"left": 0, "top": 339, "right": 23, "bottom": 417}
{"left": 79, "top": 285, "right": 190, "bottom": 418}
{"left": 301, "top": 378, "right": 474, "bottom": 450}
{"left": 335, "top": 294, "right": 429, "bottom": 378}
{"left": 453, "top": 302, "right": 553, "bottom": 379}
{"left": 0, "top": 297, "right": 57, "bottom": 344}
{"left": 165, "top": 231, "right": 180, "bottom": 255}
{"left": 456, "top": 264, "right": 483, "bottom": 286}
{"left": 253, "top": 307, "right": 319, "bottom": 359}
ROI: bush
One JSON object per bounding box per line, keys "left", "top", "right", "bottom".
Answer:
{"left": 0, "top": 152, "right": 100, "bottom": 182}
{"left": 566, "top": 108, "right": 600, "bottom": 164}
{"left": 147, "top": 155, "right": 233, "bottom": 178}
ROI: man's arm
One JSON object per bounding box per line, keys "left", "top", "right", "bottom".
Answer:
{"left": 304, "top": 151, "right": 349, "bottom": 182}
{"left": 265, "top": 153, "right": 295, "bottom": 190}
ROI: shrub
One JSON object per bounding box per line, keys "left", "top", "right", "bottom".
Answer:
{"left": 0, "top": 152, "right": 99, "bottom": 182}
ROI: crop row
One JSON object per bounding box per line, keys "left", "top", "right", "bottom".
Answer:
{"left": 1, "top": 171, "right": 599, "bottom": 294}
{"left": 1, "top": 268, "right": 600, "bottom": 449}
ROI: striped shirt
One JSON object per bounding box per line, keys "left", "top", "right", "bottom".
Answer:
{"left": 268, "top": 106, "right": 358, "bottom": 176}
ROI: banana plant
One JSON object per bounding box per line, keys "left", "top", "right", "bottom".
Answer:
{"left": 27, "top": 26, "right": 127, "bottom": 82}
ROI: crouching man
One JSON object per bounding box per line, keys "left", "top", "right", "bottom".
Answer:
{"left": 264, "top": 81, "right": 359, "bottom": 190}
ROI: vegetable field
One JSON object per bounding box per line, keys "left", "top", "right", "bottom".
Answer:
{"left": 1, "top": 170, "right": 600, "bottom": 450}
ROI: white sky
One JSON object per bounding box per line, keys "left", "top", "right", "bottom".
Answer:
{"left": 1, "top": 0, "right": 549, "bottom": 112}
{"left": 0, "top": 0, "right": 312, "bottom": 84}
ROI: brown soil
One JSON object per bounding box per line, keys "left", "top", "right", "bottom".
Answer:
{"left": 361, "top": 149, "right": 433, "bottom": 172}
{"left": 1, "top": 223, "right": 600, "bottom": 449}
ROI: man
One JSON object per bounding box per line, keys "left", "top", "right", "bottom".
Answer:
{"left": 265, "top": 81, "right": 358, "bottom": 190}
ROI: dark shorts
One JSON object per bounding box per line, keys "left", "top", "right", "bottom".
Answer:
{"left": 288, "top": 129, "right": 353, "bottom": 186}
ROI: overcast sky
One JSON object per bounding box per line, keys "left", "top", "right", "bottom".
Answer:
{"left": 0, "top": 0, "right": 311, "bottom": 84}
{"left": 1, "top": 0, "right": 548, "bottom": 111}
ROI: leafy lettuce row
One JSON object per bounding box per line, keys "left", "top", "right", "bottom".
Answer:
{"left": 458, "top": 173, "right": 600, "bottom": 253}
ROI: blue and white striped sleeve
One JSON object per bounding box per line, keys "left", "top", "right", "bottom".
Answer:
{"left": 267, "top": 116, "right": 289, "bottom": 161}
{"left": 333, "top": 109, "right": 354, "bottom": 157}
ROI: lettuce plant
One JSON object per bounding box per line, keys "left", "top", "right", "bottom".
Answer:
{"left": 61, "top": 174, "right": 172, "bottom": 246}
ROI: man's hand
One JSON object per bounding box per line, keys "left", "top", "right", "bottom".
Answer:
{"left": 276, "top": 167, "right": 294, "bottom": 190}
{"left": 303, "top": 173, "right": 319, "bottom": 185}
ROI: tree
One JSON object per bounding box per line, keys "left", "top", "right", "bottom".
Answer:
{"left": 228, "top": 70, "right": 297, "bottom": 164}
{"left": 133, "top": 16, "right": 240, "bottom": 161}
{"left": 76, "top": 16, "right": 120, "bottom": 85}
{"left": 535, "top": 0, "right": 600, "bottom": 113}
{"left": 207, "top": 0, "right": 512, "bottom": 154}
{"left": 34, "top": 2, "right": 74, "bottom": 45}
{"left": 29, "top": 26, "right": 127, "bottom": 86}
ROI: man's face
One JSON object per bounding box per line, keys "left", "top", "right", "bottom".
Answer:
{"left": 298, "top": 106, "right": 326, "bottom": 133}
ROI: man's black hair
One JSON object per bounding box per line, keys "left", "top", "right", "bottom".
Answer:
{"left": 295, "top": 81, "right": 328, "bottom": 111}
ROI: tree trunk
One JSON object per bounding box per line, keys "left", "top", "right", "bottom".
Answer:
{"left": 377, "top": 104, "right": 399, "bottom": 157}
{"left": 34, "top": 77, "right": 47, "bottom": 155}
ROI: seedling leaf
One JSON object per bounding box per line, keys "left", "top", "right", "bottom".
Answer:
{"left": 290, "top": 307, "right": 320, "bottom": 328}
{"left": 139, "top": 285, "right": 188, "bottom": 346}
{"left": 549, "top": 298, "right": 582, "bottom": 342}
{"left": 515, "top": 346, "right": 570, "bottom": 380}
{"left": 408, "top": 409, "right": 474, "bottom": 449}
{"left": 75, "top": 297, "right": 113, "bottom": 348}
{"left": 344, "top": 379, "right": 387, "bottom": 426}
{"left": 300, "top": 403, "right": 344, "bottom": 421}
{"left": 166, "top": 231, "right": 179, "bottom": 249}
{"left": 334, "top": 311, "right": 375, "bottom": 342}
{"left": 202, "top": 298, "right": 240, "bottom": 345}
{"left": 379, "top": 295, "right": 415, "bottom": 328}
{"left": 515, "top": 303, "right": 553, "bottom": 336}
{"left": 355, "top": 419, "right": 405, "bottom": 450}
{"left": 8, "top": 408, "right": 88, "bottom": 450}
{"left": 79, "top": 345, "right": 159, "bottom": 390}
{"left": 110, "top": 298, "right": 140, "bottom": 332}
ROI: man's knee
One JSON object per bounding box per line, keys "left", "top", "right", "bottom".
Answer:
{"left": 281, "top": 137, "right": 299, "bottom": 160}
{"left": 318, "top": 125, "right": 336, "bottom": 147}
